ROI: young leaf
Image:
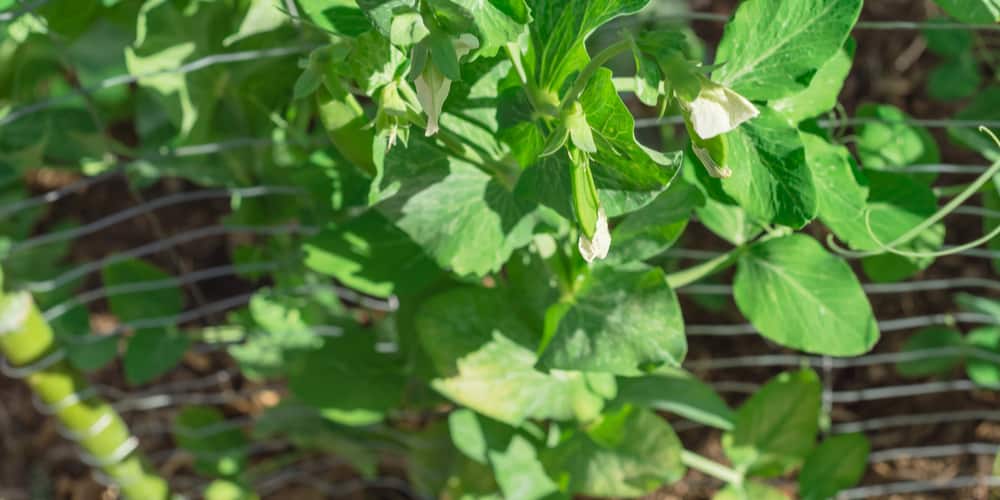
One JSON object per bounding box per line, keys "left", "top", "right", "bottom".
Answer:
{"left": 719, "top": 107, "right": 817, "bottom": 229}
{"left": 713, "top": 0, "right": 862, "bottom": 100}
{"left": 542, "top": 406, "right": 685, "bottom": 497}
{"left": 417, "top": 288, "right": 608, "bottom": 425}
{"left": 724, "top": 369, "right": 821, "bottom": 477}
{"left": 855, "top": 104, "right": 941, "bottom": 184}
{"left": 895, "top": 327, "right": 965, "bottom": 378}
{"left": 538, "top": 263, "right": 686, "bottom": 375}
{"left": 931, "top": 0, "right": 1000, "bottom": 23}
{"left": 615, "top": 367, "right": 735, "bottom": 430}
{"left": 734, "top": 234, "right": 879, "bottom": 356}
{"left": 798, "top": 433, "right": 870, "bottom": 500}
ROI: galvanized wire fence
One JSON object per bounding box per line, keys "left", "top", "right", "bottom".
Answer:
{"left": 2, "top": 3, "right": 999, "bottom": 499}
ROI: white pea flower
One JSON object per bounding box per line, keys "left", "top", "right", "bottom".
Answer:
{"left": 415, "top": 33, "right": 479, "bottom": 136}
{"left": 692, "top": 144, "right": 732, "bottom": 178}
{"left": 684, "top": 82, "right": 759, "bottom": 140}
{"left": 578, "top": 208, "right": 611, "bottom": 263}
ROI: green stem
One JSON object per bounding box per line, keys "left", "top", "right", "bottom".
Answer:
{"left": 681, "top": 450, "right": 742, "bottom": 485}
{"left": 665, "top": 247, "right": 743, "bottom": 289}
{"left": 558, "top": 40, "right": 631, "bottom": 115}
{"left": 0, "top": 293, "right": 169, "bottom": 500}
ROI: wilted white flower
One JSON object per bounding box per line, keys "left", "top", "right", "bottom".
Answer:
{"left": 684, "top": 82, "right": 758, "bottom": 140}
{"left": 691, "top": 144, "right": 732, "bottom": 178}
{"left": 415, "top": 33, "right": 479, "bottom": 136}
{"left": 578, "top": 208, "right": 611, "bottom": 263}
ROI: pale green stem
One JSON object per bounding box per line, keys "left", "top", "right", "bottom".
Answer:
{"left": 0, "top": 292, "right": 169, "bottom": 500}
{"left": 665, "top": 247, "right": 743, "bottom": 289}
{"left": 681, "top": 449, "right": 742, "bottom": 485}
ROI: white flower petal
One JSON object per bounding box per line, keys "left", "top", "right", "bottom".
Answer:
{"left": 692, "top": 144, "right": 732, "bottom": 178}
{"left": 687, "top": 84, "right": 759, "bottom": 140}
{"left": 578, "top": 208, "right": 611, "bottom": 263}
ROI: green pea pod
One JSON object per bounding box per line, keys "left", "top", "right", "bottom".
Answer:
{"left": 684, "top": 116, "right": 730, "bottom": 178}
{"left": 569, "top": 149, "right": 601, "bottom": 239}
{"left": 564, "top": 102, "right": 597, "bottom": 153}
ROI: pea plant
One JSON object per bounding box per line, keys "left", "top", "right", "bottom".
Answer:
{"left": 2, "top": 0, "right": 1000, "bottom": 498}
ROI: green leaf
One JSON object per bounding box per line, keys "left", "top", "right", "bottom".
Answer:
{"left": 527, "top": 0, "right": 650, "bottom": 91}
{"left": 734, "top": 234, "right": 879, "bottom": 356}
{"left": 289, "top": 329, "right": 406, "bottom": 426}
{"left": 967, "top": 327, "right": 1000, "bottom": 387}
{"left": 949, "top": 86, "right": 1000, "bottom": 161}
{"left": 417, "top": 288, "right": 608, "bottom": 425}
{"left": 174, "top": 406, "right": 248, "bottom": 478}
{"left": 296, "top": 0, "right": 371, "bottom": 36}
{"left": 713, "top": 0, "right": 862, "bottom": 100}
{"left": 983, "top": 185, "right": 1000, "bottom": 274}
{"left": 721, "top": 107, "right": 817, "bottom": 229}
{"left": 348, "top": 30, "right": 407, "bottom": 94}
{"left": 928, "top": 56, "right": 981, "bottom": 102}
{"left": 542, "top": 406, "right": 684, "bottom": 497}
{"left": 856, "top": 171, "right": 944, "bottom": 283}
{"left": 724, "top": 369, "right": 821, "bottom": 477}
{"left": 303, "top": 210, "right": 440, "bottom": 298}
{"left": 931, "top": 0, "right": 1000, "bottom": 23}
{"left": 124, "top": 327, "right": 190, "bottom": 385}
{"left": 538, "top": 263, "right": 686, "bottom": 375}
{"left": 102, "top": 258, "right": 183, "bottom": 322}
{"left": 713, "top": 481, "right": 789, "bottom": 500}
{"left": 895, "top": 327, "right": 965, "bottom": 377}
{"left": 426, "top": 0, "right": 527, "bottom": 58}
{"left": 684, "top": 154, "right": 762, "bottom": 245}
{"left": 771, "top": 38, "right": 855, "bottom": 123}
{"left": 607, "top": 178, "right": 703, "bottom": 263}
{"left": 448, "top": 409, "right": 518, "bottom": 464}
{"left": 50, "top": 304, "right": 118, "bottom": 373}
{"left": 615, "top": 367, "right": 735, "bottom": 430}
{"left": 923, "top": 18, "right": 973, "bottom": 57}
{"left": 374, "top": 138, "right": 538, "bottom": 277}
{"left": 855, "top": 104, "right": 941, "bottom": 184}
{"left": 407, "top": 421, "right": 502, "bottom": 499}
{"left": 802, "top": 132, "right": 869, "bottom": 244}
{"left": 798, "top": 433, "right": 870, "bottom": 500}
{"left": 227, "top": 289, "right": 331, "bottom": 379}
{"left": 489, "top": 435, "right": 561, "bottom": 500}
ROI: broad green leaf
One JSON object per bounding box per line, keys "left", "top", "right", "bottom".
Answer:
{"left": 407, "top": 421, "right": 502, "bottom": 499}
{"left": 856, "top": 171, "right": 944, "bottom": 283}
{"left": 223, "top": 0, "right": 287, "bottom": 46}
{"left": 721, "top": 107, "right": 817, "bottom": 229}
{"left": 347, "top": 30, "right": 407, "bottom": 94}
{"left": 417, "top": 288, "right": 607, "bottom": 425}
{"left": 538, "top": 263, "right": 686, "bottom": 375}
{"left": 615, "top": 367, "right": 735, "bottom": 430}
{"left": 928, "top": 56, "right": 980, "bottom": 102}
{"left": 303, "top": 211, "right": 440, "bottom": 298}
{"left": 489, "top": 435, "right": 561, "bottom": 500}
{"left": 51, "top": 304, "right": 118, "bottom": 373}
{"left": 227, "top": 288, "right": 332, "bottom": 379}
{"left": 527, "top": 0, "right": 649, "bottom": 91}
{"left": 174, "top": 406, "right": 248, "bottom": 478}
{"left": 102, "top": 258, "right": 184, "bottom": 322}
{"left": 289, "top": 330, "right": 406, "bottom": 426}
{"left": 724, "top": 369, "right": 821, "bottom": 476}
{"left": 949, "top": 86, "right": 1000, "bottom": 161}
{"left": 924, "top": 19, "right": 974, "bottom": 57}
{"left": 684, "top": 154, "right": 762, "bottom": 245}
{"left": 798, "top": 433, "right": 870, "bottom": 500}
{"left": 374, "top": 138, "right": 538, "bottom": 276}
{"left": 542, "top": 406, "right": 684, "bottom": 497}
{"left": 124, "top": 327, "right": 190, "bottom": 385}
{"left": 426, "top": 0, "right": 526, "bottom": 58}
{"left": 607, "top": 178, "right": 703, "bottom": 263}
{"left": 965, "top": 327, "right": 1000, "bottom": 386}
{"left": 855, "top": 104, "right": 941, "bottom": 184}
{"left": 895, "top": 327, "right": 965, "bottom": 377}
{"left": 448, "top": 409, "right": 517, "bottom": 464}
{"left": 932, "top": 0, "right": 1000, "bottom": 23}
{"left": 713, "top": 481, "right": 788, "bottom": 500}
{"left": 505, "top": 241, "right": 563, "bottom": 332}
{"left": 295, "top": 0, "right": 371, "bottom": 36}
{"left": 801, "top": 132, "right": 869, "bottom": 242}
{"left": 714, "top": 0, "right": 862, "bottom": 100}
{"left": 771, "top": 38, "right": 855, "bottom": 123}
{"left": 734, "top": 234, "right": 879, "bottom": 356}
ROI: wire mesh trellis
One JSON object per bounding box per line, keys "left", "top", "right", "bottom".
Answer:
{"left": 1, "top": 1, "right": 1000, "bottom": 500}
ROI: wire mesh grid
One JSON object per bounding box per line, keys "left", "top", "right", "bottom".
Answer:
{"left": 1, "top": 1, "right": 999, "bottom": 499}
